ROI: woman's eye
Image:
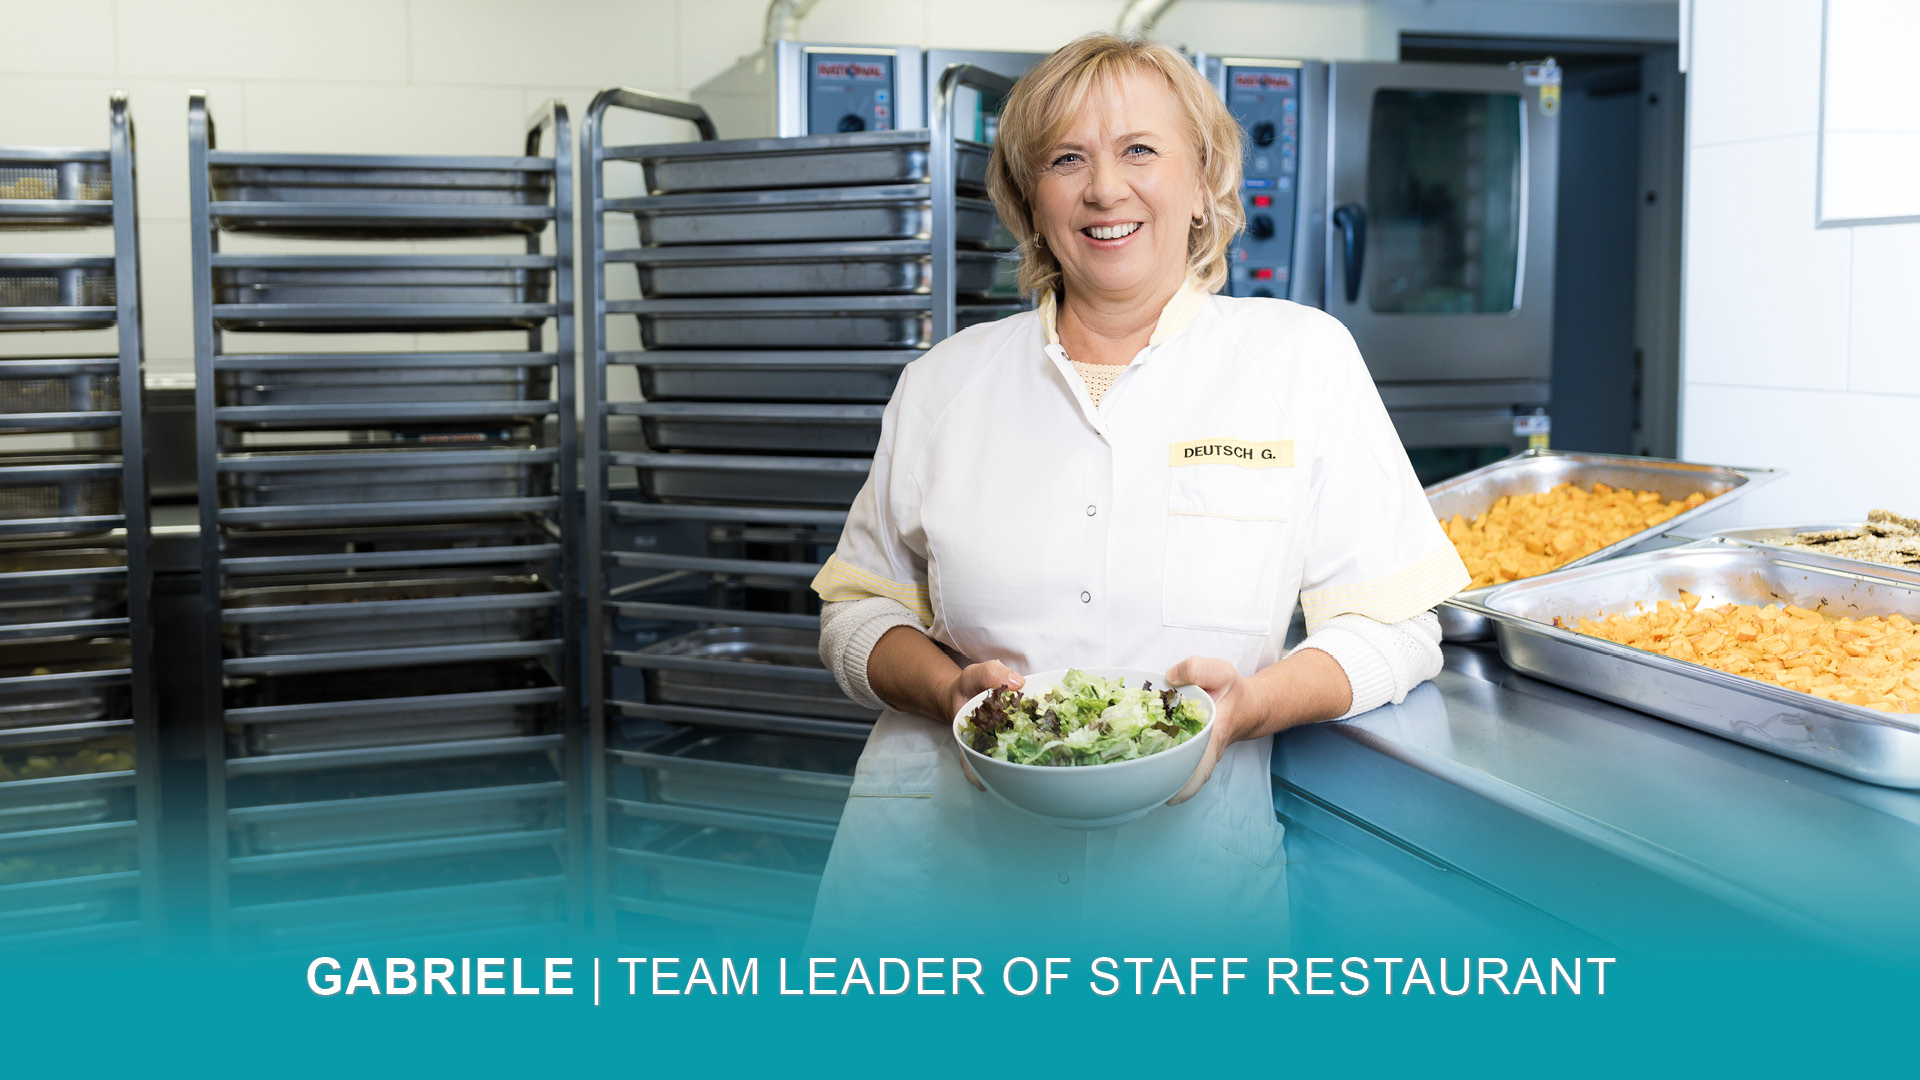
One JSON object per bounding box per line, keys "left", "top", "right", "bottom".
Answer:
{"left": 1050, "top": 153, "right": 1082, "bottom": 168}
{"left": 1125, "top": 144, "right": 1156, "bottom": 157}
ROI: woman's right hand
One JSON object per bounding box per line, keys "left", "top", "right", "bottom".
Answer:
{"left": 946, "top": 660, "right": 1024, "bottom": 792}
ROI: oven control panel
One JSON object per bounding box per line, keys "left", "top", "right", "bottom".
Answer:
{"left": 1222, "top": 64, "right": 1300, "bottom": 298}
{"left": 805, "top": 52, "right": 898, "bottom": 134}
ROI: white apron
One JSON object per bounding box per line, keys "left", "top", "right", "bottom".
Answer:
{"left": 806, "top": 286, "right": 1468, "bottom": 954}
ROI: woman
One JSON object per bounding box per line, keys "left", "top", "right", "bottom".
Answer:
{"left": 808, "top": 34, "right": 1468, "bottom": 950}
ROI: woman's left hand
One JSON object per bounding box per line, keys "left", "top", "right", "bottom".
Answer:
{"left": 1163, "top": 656, "right": 1264, "bottom": 806}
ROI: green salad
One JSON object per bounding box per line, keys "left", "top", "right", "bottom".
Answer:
{"left": 960, "top": 669, "right": 1208, "bottom": 767}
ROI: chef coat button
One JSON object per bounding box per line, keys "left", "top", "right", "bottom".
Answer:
{"left": 1079, "top": 591, "right": 1091, "bottom": 604}
{"left": 1085, "top": 504, "right": 1097, "bottom": 516}
{"left": 1058, "top": 873, "right": 1071, "bottom": 885}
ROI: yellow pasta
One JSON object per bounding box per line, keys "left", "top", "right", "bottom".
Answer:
{"left": 1443, "top": 481, "right": 1711, "bottom": 589}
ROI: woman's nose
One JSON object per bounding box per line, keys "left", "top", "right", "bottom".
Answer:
{"left": 1083, "top": 156, "right": 1127, "bottom": 208}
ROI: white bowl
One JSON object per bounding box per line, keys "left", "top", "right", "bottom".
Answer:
{"left": 951, "top": 666, "right": 1215, "bottom": 830}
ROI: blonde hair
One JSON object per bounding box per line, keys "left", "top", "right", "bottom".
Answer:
{"left": 985, "top": 33, "right": 1245, "bottom": 298}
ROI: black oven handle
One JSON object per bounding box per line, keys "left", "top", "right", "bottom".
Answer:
{"left": 1331, "top": 203, "right": 1367, "bottom": 305}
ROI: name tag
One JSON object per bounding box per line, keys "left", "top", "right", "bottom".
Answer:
{"left": 1168, "top": 439, "right": 1294, "bottom": 468}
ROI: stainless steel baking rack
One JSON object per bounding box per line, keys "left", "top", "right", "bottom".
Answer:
{"left": 581, "top": 67, "right": 1016, "bottom": 943}
{"left": 0, "top": 94, "right": 159, "bottom": 954}
{"left": 187, "top": 93, "right": 580, "bottom": 953}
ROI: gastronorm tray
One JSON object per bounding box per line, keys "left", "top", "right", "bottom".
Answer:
{"left": 626, "top": 402, "right": 883, "bottom": 455}
{"left": 0, "top": 772, "right": 129, "bottom": 834}
{"left": 227, "top": 781, "right": 562, "bottom": 857}
{"left": 1479, "top": 539, "right": 1920, "bottom": 787}
{"left": 610, "top": 726, "right": 857, "bottom": 823}
{"left": 610, "top": 823, "right": 829, "bottom": 919}
{"left": 209, "top": 156, "right": 552, "bottom": 237}
{"left": 615, "top": 451, "right": 869, "bottom": 508}
{"left": 0, "top": 455, "right": 122, "bottom": 538}
{"left": 222, "top": 573, "right": 558, "bottom": 657}
{"left": 0, "top": 548, "right": 125, "bottom": 633}
{"left": 624, "top": 350, "right": 912, "bottom": 403}
{"left": 1710, "top": 523, "right": 1920, "bottom": 583}
{"left": 618, "top": 625, "right": 872, "bottom": 722}
{"left": 620, "top": 240, "right": 1003, "bottom": 298}
{"left": 0, "top": 645, "right": 128, "bottom": 731}
{"left": 0, "top": 359, "right": 120, "bottom": 432}
{"left": 216, "top": 357, "right": 551, "bottom": 409}
{"left": 218, "top": 446, "right": 555, "bottom": 509}
{"left": 0, "top": 155, "right": 112, "bottom": 228}
{"left": 0, "top": 257, "right": 116, "bottom": 331}
{"left": 1427, "top": 449, "right": 1779, "bottom": 641}
{"left": 617, "top": 185, "right": 1002, "bottom": 247}
{"left": 224, "top": 658, "right": 557, "bottom": 757}
{"left": 624, "top": 294, "right": 931, "bottom": 350}
{"left": 620, "top": 129, "right": 992, "bottom": 194}
{"left": 0, "top": 896, "right": 118, "bottom": 939}
{"left": 210, "top": 259, "right": 552, "bottom": 332}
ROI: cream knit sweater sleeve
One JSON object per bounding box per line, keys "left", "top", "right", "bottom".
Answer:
{"left": 820, "top": 598, "right": 1444, "bottom": 720}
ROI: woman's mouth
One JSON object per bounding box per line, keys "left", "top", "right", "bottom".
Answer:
{"left": 1082, "top": 222, "right": 1141, "bottom": 241}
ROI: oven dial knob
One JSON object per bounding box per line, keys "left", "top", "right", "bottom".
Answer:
{"left": 838, "top": 114, "right": 867, "bottom": 132}
{"left": 1252, "top": 120, "right": 1277, "bottom": 147}
{"left": 1248, "top": 214, "right": 1275, "bottom": 241}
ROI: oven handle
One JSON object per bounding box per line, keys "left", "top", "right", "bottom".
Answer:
{"left": 1331, "top": 203, "right": 1367, "bottom": 305}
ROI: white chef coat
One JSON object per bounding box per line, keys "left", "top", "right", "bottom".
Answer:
{"left": 807, "top": 278, "right": 1468, "bottom": 952}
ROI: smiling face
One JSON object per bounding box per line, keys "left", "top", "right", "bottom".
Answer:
{"left": 1030, "top": 66, "right": 1208, "bottom": 305}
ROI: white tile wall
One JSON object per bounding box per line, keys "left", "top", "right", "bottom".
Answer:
{"left": 1687, "top": 0, "right": 1822, "bottom": 145}
{"left": 1682, "top": 135, "right": 1850, "bottom": 391}
{"left": 116, "top": 0, "right": 412, "bottom": 82}
{"left": 1681, "top": 0, "right": 1920, "bottom": 522}
{"left": 0, "top": 3, "right": 117, "bottom": 77}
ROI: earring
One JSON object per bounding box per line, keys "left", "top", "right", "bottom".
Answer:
{"left": 1192, "top": 212, "right": 1206, "bottom": 228}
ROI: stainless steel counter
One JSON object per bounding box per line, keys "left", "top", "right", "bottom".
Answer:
{"left": 1275, "top": 642, "right": 1920, "bottom": 961}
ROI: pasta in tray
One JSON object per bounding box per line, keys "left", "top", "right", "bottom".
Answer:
{"left": 1561, "top": 590, "right": 1920, "bottom": 714}
{"left": 1443, "top": 481, "right": 1712, "bottom": 589}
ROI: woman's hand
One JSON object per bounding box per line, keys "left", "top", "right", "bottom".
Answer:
{"left": 1162, "top": 648, "right": 1354, "bottom": 805}
{"left": 1163, "top": 657, "right": 1262, "bottom": 806}
{"left": 946, "top": 661, "right": 1024, "bottom": 791}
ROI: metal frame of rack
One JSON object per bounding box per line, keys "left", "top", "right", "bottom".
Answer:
{"left": 187, "top": 94, "right": 580, "bottom": 952}
{"left": 581, "top": 67, "right": 1015, "bottom": 941}
{"left": 0, "top": 93, "right": 160, "bottom": 951}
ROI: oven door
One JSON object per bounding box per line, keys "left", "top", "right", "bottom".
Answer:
{"left": 1324, "top": 61, "right": 1558, "bottom": 386}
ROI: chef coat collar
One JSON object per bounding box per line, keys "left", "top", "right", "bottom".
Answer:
{"left": 1037, "top": 274, "right": 1208, "bottom": 354}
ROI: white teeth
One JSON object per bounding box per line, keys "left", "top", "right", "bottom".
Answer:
{"left": 1085, "top": 222, "right": 1140, "bottom": 240}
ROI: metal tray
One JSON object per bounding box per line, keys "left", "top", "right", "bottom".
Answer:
{"left": 626, "top": 130, "right": 991, "bottom": 194}
{"left": 628, "top": 402, "right": 883, "bottom": 455}
{"left": 612, "top": 823, "right": 828, "bottom": 918}
{"left": 620, "top": 185, "right": 1001, "bottom": 246}
{"left": 0, "top": 360, "right": 120, "bottom": 432}
{"left": 210, "top": 261, "right": 552, "bottom": 331}
{"left": 223, "top": 573, "right": 558, "bottom": 658}
{"left": 617, "top": 451, "right": 870, "bottom": 508}
{"left": 0, "top": 897, "right": 116, "bottom": 938}
{"left": 621, "top": 240, "right": 1003, "bottom": 298}
{"left": 216, "top": 360, "right": 551, "bottom": 409}
{"left": 622, "top": 625, "right": 872, "bottom": 722}
{"left": 1479, "top": 539, "right": 1920, "bottom": 787}
{"left": 219, "top": 446, "right": 554, "bottom": 509}
{"left": 0, "top": 548, "right": 125, "bottom": 632}
{"left": 0, "top": 455, "right": 122, "bottom": 538}
{"left": 0, "top": 259, "right": 116, "bottom": 331}
{"left": 210, "top": 159, "right": 551, "bottom": 237}
{"left": 627, "top": 294, "right": 931, "bottom": 350}
{"left": 611, "top": 726, "right": 857, "bottom": 822}
{"left": 0, "top": 773, "right": 127, "bottom": 834}
{"left": 957, "top": 303, "right": 1022, "bottom": 331}
{"left": 0, "top": 640, "right": 130, "bottom": 735}
{"left": 1428, "top": 450, "right": 1779, "bottom": 641}
{"left": 0, "top": 158, "right": 112, "bottom": 229}
{"left": 229, "top": 782, "right": 561, "bottom": 857}
{"left": 1711, "top": 523, "right": 1920, "bottom": 583}
{"left": 625, "top": 350, "right": 911, "bottom": 403}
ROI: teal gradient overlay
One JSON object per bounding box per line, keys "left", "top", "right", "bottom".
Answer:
{"left": 2, "top": 904, "right": 1916, "bottom": 1076}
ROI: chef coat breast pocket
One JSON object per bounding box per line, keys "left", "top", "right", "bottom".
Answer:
{"left": 1162, "top": 463, "right": 1293, "bottom": 635}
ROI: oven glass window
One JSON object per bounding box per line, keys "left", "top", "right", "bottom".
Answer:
{"left": 1366, "top": 90, "right": 1523, "bottom": 314}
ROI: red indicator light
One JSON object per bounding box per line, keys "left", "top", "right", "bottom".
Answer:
{"left": 1252, "top": 195, "right": 1272, "bottom": 207}
{"left": 1252, "top": 267, "right": 1275, "bottom": 280}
